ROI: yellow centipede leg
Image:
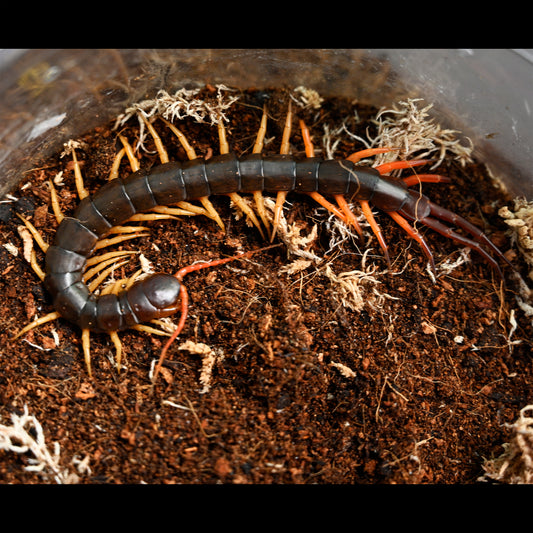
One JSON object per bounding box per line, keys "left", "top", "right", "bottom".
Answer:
{"left": 48, "top": 178, "right": 64, "bottom": 224}
{"left": 93, "top": 232, "right": 150, "bottom": 251}
{"left": 82, "top": 329, "right": 93, "bottom": 378}
{"left": 199, "top": 196, "right": 226, "bottom": 231}
{"left": 118, "top": 134, "right": 140, "bottom": 172}
{"left": 271, "top": 103, "right": 293, "bottom": 242}
{"left": 108, "top": 147, "right": 126, "bottom": 181}
{"left": 10, "top": 311, "right": 61, "bottom": 341}
{"left": 216, "top": 118, "right": 263, "bottom": 235}
{"left": 160, "top": 117, "right": 198, "bottom": 160}
{"left": 251, "top": 106, "right": 271, "bottom": 232}
{"left": 30, "top": 249, "right": 45, "bottom": 281}
{"left": 160, "top": 115, "right": 226, "bottom": 230}
{"left": 16, "top": 213, "right": 48, "bottom": 253}
{"left": 109, "top": 331, "right": 123, "bottom": 372}
{"left": 71, "top": 147, "right": 89, "bottom": 200}
{"left": 218, "top": 121, "right": 229, "bottom": 155}
{"left": 228, "top": 192, "right": 266, "bottom": 240}
{"left": 141, "top": 114, "right": 169, "bottom": 164}
{"left": 132, "top": 323, "right": 172, "bottom": 336}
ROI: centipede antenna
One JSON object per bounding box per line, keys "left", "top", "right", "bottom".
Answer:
{"left": 388, "top": 211, "right": 436, "bottom": 274}
{"left": 151, "top": 244, "right": 281, "bottom": 384}
{"left": 175, "top": 243, "right": 281, "bottom": 281}
{"left": 152, "top": 284, "right": 189, "bottom": 384}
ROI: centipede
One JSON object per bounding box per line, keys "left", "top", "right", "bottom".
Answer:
{"left": 12, "top": 88, "right": 512, "bottom": 381}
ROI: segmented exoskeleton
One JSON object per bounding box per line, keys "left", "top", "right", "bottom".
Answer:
{"left": 13, "top": 100, "right": 511, "bottom": 379}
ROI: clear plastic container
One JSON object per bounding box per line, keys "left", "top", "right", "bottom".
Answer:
{"left": 1, "top": 49, "right": 531, "bottom": 198}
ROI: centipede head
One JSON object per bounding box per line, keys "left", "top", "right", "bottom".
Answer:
{"left": 140, "top": 274, "right": 182, "bottom": 318}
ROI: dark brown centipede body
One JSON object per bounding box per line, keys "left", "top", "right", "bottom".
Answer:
{"left": 44, "top": 154, "right": 391, "bottom": 332}
{"left": 44, "top": 150, "right": 508, "bottom": 334}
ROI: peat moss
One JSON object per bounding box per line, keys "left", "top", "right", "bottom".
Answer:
{"left": 0, "top": 86, "right": 531, "bottom": 485}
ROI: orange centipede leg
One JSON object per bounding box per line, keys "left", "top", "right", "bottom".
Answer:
{"left": 388, "top": 211, "right": 436, "bottom": 274}
{"left": 359, "top": 200, "right": 390, "bottom": 267}
{"left": 375, "top": 159, "right": 432, "bottom": 175}
{"left": 334, "top": 194, "right": 363, "bottom": 237}
{"left": 347, "top": 147, "right": 398, "bottom": 164}
{"left": 403, "top": 174, "right": 452, "bottom": 187}
{"left": 299, "top": 119, "right": 315, "bottom": 158}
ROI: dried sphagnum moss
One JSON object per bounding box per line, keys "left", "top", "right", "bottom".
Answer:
{"left": 344, "top": 98, "right": 474, "bottom": 170}
{"left": 480, "top": 405, "right": 533, "bottom": 484}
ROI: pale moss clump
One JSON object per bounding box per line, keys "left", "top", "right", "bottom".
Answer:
{"left": 0, "top": 405, "right": 89, "bottom": 483}
{"left": 499, "top": 197, "right": 533, "bottom": 280}
{"left": 338, "top": 98, "right": 474, "bottom": 170}
{"left": 115, "top": 84, "right": 240, "bottom": 151}
{"left": 480, "top": 405, "right": 533, "bottom": 484}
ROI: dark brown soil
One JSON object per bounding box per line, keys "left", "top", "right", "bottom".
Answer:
{"left": 0, "top": 86, "right": 531, "bottom": 492}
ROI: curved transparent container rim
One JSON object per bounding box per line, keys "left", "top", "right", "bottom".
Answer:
{"left": 0, "top": 49, "right": 531, "bottom": 199}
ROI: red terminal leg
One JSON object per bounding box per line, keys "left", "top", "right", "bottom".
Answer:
{"left": 388, "top": 211, "right": 436, "bottom": 274}
{"left": 359, "top": 200, "right": 391, "bottom": 267}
